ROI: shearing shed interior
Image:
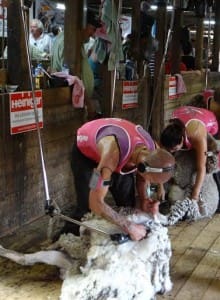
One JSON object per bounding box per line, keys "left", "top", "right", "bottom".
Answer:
{"left": 1, "top": 213, "right": 220, "bottom": 299}
{"left": 1, "top": 0, "right": 220, "bottom": 299}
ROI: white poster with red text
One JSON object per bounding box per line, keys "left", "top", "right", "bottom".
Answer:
{"left": 168, "top": 76, "right": 177, "bottom": 100}
{"left": 10, "top": 90, "right": 43, "bottom": 135}
{"left": 122, "top": 81, "right": 138, "bottom": 109}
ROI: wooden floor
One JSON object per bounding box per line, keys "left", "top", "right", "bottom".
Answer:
{"left": 0, "top": 214, "right": 220, "bottom": 300}
{"left": 158, "top": 214, "right": 220, "bottom": 300}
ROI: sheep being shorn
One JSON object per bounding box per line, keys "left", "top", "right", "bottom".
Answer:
{"left": 166, "top": 150, "right": 219, "bottom": 225}
{"left": 0, "top": 211, "right": 172, "bottom": 300}
{"left": 60, "top": 211, "right": 172, "bottom": 300}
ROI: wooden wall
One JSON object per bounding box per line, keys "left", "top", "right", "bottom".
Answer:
{"left": 2, "top": 0, "right": 220, "bottom": 238}
{"left": 1, "top": 70, "right": 220, "bottom": 238}
{"left": 164, "top": 71, "right": 220, "bottom": 125}
{"left": 0, "top": 0, "right": 151, "bottom": 237}
{"left": 0, "top": 87, "right": 84, "bottom": 237}
{"left": 0, "top": 74, "right": 151, "bottom": 237}
{"left": 112, "top": 77, "right": 150, "bottom": 128}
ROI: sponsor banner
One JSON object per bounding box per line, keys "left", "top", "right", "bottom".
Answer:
{"left": 122, "top": 80, "right": 138, "bottom": 109}
{"left": 168, "top": 76, "right": 177, "bottom": 100}
{"left": 10, "top": 90, "right": 43, "bottom": 135}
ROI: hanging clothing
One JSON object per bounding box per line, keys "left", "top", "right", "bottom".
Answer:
{"left": 50, "top": 31, "right": 64, "bottom": 72}
{"left": 101, "top": 0, "right": 124, "bottom": 71}
{"left": 81, "top": 45, "right": 94, "bottom": 98}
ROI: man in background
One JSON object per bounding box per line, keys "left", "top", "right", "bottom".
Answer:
{"left": 29, "top": 19, "right": 51, "bottom": 60}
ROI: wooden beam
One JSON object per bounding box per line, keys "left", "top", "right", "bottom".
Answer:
{"left": 64, "top": 0, "right": 82, "bottom": 76}
{"left": 151, "top": 5, "right": 167, "bottom": 140}
{"left": 7, "top": 1, "right": 30, "bottom": 89}
{"left": 211, "top": 1, "right": 220, "bottom": 71}
{"left": 195, "top": 18, "right": 204, "bottom": 70}
{"left": 170, "top": 8, "right": 183, "bottom": 75}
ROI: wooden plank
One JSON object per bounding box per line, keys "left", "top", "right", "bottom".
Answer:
{"left": 174, "top": 231, "right": 220, "bottom": 299}
{"left": 202, "top": 268, "right": 220, "bottom": 300}
{"left": 42, "top": 87, "right": 72, "bottom": 107}
{"left": 168, "top": 222, "right": 189, "bottom": 239}
{"left": 158, "top": 216, "right": 220, "bottom": 299}
{"left": 170, "top": 219, "right": 210, "bottom": 266}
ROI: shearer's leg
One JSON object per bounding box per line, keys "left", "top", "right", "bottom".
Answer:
{"left": 71, "top": 142, "right": 97, "bottom": 218}
{"left": 109, "top": 173, "right": 136, "bottom": 208}
{"left": 59, "top": 142, "right": 97, "bottom": 236}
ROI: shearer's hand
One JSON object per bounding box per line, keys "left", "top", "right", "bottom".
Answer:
{"left": 141, "top": 198, "right": 160, "bottom": 216}
{"left": 127, "top": 223, "right": 147, "bottom": 241}
{"left": 157, "top": 184, "right": 165, "bottom": 201}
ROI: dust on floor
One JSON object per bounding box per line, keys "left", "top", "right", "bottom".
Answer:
{"left": 0, "top": 215, "right": 62, "bottom": 300}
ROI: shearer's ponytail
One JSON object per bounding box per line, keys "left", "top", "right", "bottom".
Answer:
{"left": 160, "top": 118, "right": 185, "bottom": 150}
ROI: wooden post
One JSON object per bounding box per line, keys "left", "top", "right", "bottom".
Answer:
{"left": 195, "top": 18, "right": 204, "bottom": 70}
{"left": 211, "top": 1, "right": 220, "bottom": 71}
{"left": 64, "top": 0, "right": 82, "bottom": 76}
{"left": 170, "top": 7, "right": 183, "bottom": 75}
{"left": 130, "top": 1, "right": 140, "bottom": 72}
{"left": 151, "top": 3, "right": 167, "bottom": 140}
{"left": 7, "top": 1, "right": 30, "bottom": 89}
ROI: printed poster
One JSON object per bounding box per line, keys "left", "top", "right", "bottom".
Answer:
{"left": 122, "top": 81, "right": 138, "bottom": 109}
{"left": 10, "top": 90, "right": 43, "bottom": 135}
{"left": 168, "top": 76, "right": 177, "bottom": 100}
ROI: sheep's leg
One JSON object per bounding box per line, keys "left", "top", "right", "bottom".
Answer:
{"left": 167, "top": 197, "right": 201, "bottom": 225}
{"left": 0, "top": 244, "right": 72, "bottom": 270}
{"left": 167, "top": 198, "right": 193, "bottom": 225}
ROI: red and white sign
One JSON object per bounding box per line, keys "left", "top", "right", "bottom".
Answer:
{"left": 10, "top": 90, "right": 43, "bottom": 135}
{"left": 168, "top": 76, "right": 177, "bottom": 100}
{"left": 122, "top": 81, "right": 138, "bottom": 109}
